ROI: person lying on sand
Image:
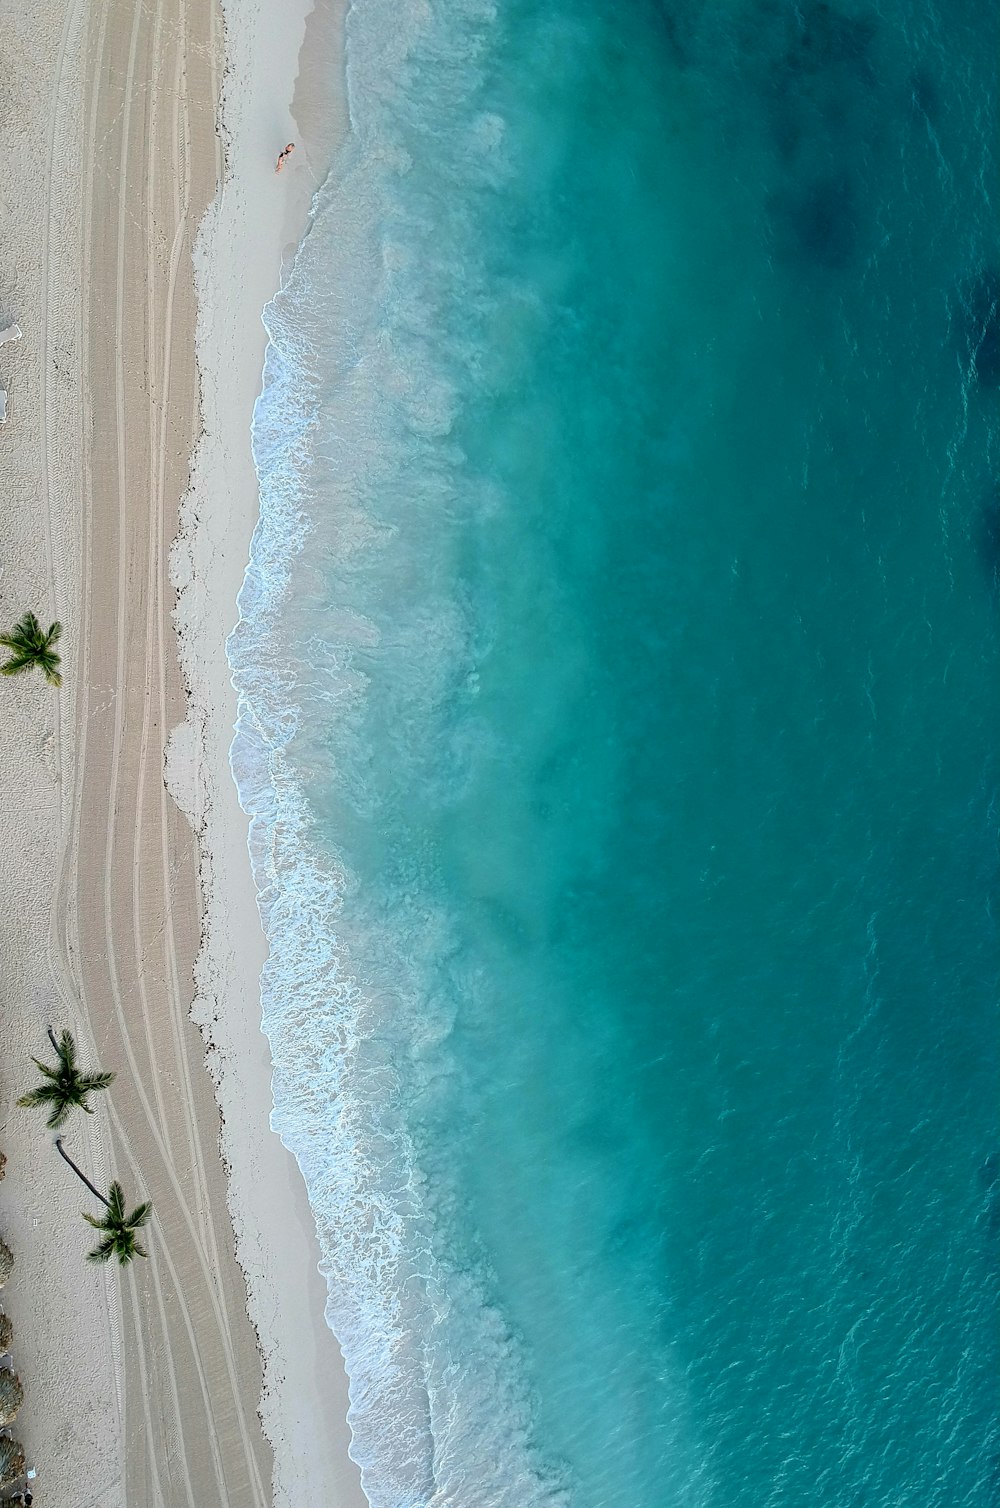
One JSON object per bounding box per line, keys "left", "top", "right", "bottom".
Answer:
{"left": 275, "top": 142, "right": 295, "bottom": 173}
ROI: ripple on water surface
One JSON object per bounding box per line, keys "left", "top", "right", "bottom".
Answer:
{"left": 229, "top": 2, "right": 1000, "bottom": 1504}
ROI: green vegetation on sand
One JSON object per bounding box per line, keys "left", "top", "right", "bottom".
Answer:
{"left": 17, "top": 1028, "right": 115, "bottom": 1129}
{"left": 55, "top": 1138, "right": 152, "bottom": 1266}
{"left": 0, "top": 610, "right": 63, "bottom": 686}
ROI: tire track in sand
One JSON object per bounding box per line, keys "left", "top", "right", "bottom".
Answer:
{"left": 49, "top": 0, "right": 275, "bottom": 1502}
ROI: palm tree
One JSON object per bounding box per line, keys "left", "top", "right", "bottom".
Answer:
{"left": 0, "top": 1313, "right": 12, "bottom": 1353}
{"left": 0, "top": 1435, "right": 25, "bottom": 1487}
{"left": 0, "top": 1239, "right": 12, "bottom": 1289}
{"left": 17, "top": 1028, "right": 115, "bottom": 1129}
{"left": 55, "top": 1139, "right": 152, "bottom": 1265}
{"left": 83, "top": 1183, "right": 153, "bottom": 1265}
{"left": 0, "top": 1369, "right": 23, "bottom": 1428}
{"left": 0, "top": 610, "right": 63, "bottom": 686}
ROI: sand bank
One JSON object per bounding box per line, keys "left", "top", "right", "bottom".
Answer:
{"left": 0, "top": 0, "right": 361, "bottom": 1502}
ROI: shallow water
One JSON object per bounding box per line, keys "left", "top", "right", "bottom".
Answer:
{"left": 229, "top": 2, "right": 1000, "bottom": 1503}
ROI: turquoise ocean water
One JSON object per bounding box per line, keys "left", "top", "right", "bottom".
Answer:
{"left": 228, "top": 2, "right": 1000, "bottom": 1503}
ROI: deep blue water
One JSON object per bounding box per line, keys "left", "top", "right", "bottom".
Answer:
{"left": 229, "top": 2, "right": 1000, "bottom": 1504}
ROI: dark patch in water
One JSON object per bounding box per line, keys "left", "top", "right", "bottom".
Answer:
{"left": 742, "top": 2, "right": 882, "bottom": 270}
{"left": 976, "top": 493, "right": 1000, "bottom": 595}
{"left": 783, "top": 3, "right": 877, "bottom": 76}
{"left": 651, "top": 1, "right": 689, "bottom": 68}
{"left": 962, "top": 269, "right": 1000, "bottom": 387}
{"left": 908, "top": 67, "right": 938, "bottom": 123}
{"left": 769, "top": 172, "right": 858, "bottom": 269}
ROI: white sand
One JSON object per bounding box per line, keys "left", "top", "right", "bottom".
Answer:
{"left": 0, "top": 3, "right": 121, "bottom": 1501}
{"left": 174, "top": 0, "right": 363, "bottom": 1503}
{"left": 0, "top": 0, "right": 364, "bottom": 1502}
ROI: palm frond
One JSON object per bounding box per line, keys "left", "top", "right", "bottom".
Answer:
{"left": 16, "top": 1085, "right": 61, "bottom": 1107}
{"left": 128, "top": 1201, "right": 153, "bottom": 1228}
{"left": 17, "top": 1085, "right": 72, "bottom": 1127}
{"left": 79, "top": 1071, "right": 116, "bottom": 1093}
{"left": 0, "top": 613, "right": 41, "bottom": 649}
{"left": 0, "top": 612, "right": 39, "bottom": 649}
{"left": 106, "top": 1182, "right": 128, "bottom": 1222}
{"left": 87, "top": 1236, "right": 118, "bottom": 1264}
{"left": 29, "top": 1055, "right": 61, "bottom": 1080}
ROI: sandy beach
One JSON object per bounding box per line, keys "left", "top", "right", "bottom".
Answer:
{"left": 0, "top": 0, "right": 362, "bottom": 1504}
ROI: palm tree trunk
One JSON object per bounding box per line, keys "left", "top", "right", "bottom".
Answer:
{"left": 47, "top": 1024, "right": 59, "bottom": 1055}
{"left": 55, "top": 1137, "right": 110, "bottom": 1208}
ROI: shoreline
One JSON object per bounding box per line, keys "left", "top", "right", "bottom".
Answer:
{"left": 173, "top": 0, "right": 365, "bottom": 1504}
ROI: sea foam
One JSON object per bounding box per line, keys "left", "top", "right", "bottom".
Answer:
{"left": 228, "top": 1, "right": 573, "bottom": 1502}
